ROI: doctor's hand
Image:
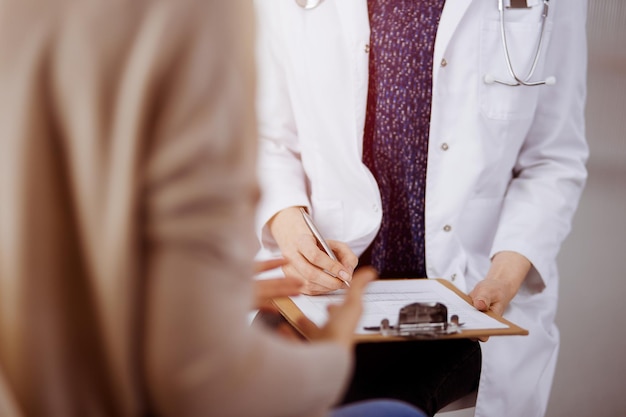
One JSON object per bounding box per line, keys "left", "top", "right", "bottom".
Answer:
{"left": 297, "top": 267, "right": 377, "bottom": 351}
{"left": 269, "top": 206, "right": 359, "bottom": 295}
{"left": 469, "top": 251, "right": 531, "bottom": 317}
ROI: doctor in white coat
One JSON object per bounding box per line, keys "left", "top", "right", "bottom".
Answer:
{"left": 253, "top": 1, "right": 588, "bottom": 416}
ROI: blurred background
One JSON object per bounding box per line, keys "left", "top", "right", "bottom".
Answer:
{"left": 549, "top": 0, "right": 626, "bottom": 415}
{"left": 439, "top": 1, "right": 626, "bottom": 416}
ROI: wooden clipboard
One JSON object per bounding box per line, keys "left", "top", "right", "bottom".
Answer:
{"left": 272, "top": 278, "right": 528, "bottom": 343}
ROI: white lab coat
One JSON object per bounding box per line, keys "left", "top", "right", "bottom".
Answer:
{"left": 254, "top": 1, "right": 588, "bottom": 416}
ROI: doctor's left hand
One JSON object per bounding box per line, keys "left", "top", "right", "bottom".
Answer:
{"left": 268, "top": 206, "right": 359, "bottom": 295}
{"left": 469, "top": 251, "right": 531, "bottom": 317}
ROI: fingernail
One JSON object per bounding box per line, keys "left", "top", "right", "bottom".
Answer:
{"left": 339, "top": 270, "right": 350, "bottom": 281}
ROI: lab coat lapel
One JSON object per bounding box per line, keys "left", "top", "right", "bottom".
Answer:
{"left": 433, "top": 0, "right": 473, "bottom": 86}
{"left": 334, "top": 0, "right": 370, "bottom": 153}
{"left": 334, "top": 0, "right": 370, "bottom": 73}
{"left": 333, "top": 0, "right": 473, "bottom": 150}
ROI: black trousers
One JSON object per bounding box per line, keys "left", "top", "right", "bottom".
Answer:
{"left": 350, "top": 249, "right": 482, "bottom": 415}
{"left": 340, "top": 339, "right": 481, "bottom": 417}
{"left": 253, "top": 311, "right": 481, "bottom": 417}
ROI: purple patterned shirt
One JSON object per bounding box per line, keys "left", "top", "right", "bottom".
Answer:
{"left": 362, "top": 0, "right": 446, "bottom": 278}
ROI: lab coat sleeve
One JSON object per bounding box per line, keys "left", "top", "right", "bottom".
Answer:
{"left": 143, "top": 2, "right": 351, "bottom": 416}
{"left": 254, "top": 0, "right": 311, "bottom": 253}
{"left": 490, "top": 0, "right": 589, "bottom": 290}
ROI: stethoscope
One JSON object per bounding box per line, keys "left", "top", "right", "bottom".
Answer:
{"left": 484, "top": 0, "right": 556, "bottom": 86}
{"left": 295, "top": 0, "right": 555, "bottom": 87}
{"left": 295, "top": 0, "right": 323, "bottom": 9}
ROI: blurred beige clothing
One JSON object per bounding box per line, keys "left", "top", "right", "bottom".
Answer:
{"left": 0, "top": 0, "right": 350, "bottom": 416}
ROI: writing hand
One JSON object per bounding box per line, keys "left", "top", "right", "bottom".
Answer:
{"left": 269, "top": 206, "right": 358, "bottom": 295}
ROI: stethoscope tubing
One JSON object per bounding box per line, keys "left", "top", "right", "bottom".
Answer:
{"left": 295, "top": 0, "right": 324, "bottom": 10}
{"left": 495, "top": 0, "right": 552, "bottom": 86}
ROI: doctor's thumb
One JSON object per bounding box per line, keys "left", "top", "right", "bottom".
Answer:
{"left": 473, "top": 297, "right": 490, "bottom": 312}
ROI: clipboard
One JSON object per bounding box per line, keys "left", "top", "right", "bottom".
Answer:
{"left": 272, "top": 278, "right": 528, "bottom": 342}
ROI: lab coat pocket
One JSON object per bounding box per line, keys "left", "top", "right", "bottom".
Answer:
{"left": 479, "top": 17, "right": 552, "bottom": 120}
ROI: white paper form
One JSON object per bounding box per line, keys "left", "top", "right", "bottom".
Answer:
{"left": 290, "top": 279, "right": 508, "bottom": 334}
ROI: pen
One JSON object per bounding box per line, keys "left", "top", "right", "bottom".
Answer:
{"left": 299, "top": 207, "right": 351, "bottom": 288}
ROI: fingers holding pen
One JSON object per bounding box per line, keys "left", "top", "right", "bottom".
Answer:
{"left": 282, "top": 255, "right": 344, "bottom": 295}
{"left": 298, "top": 234, "right": 353, "bottom": 281}
{"left": 328, "top": 240, "right": 358, "bottom": 279}
{"left": 271, "top": 234, "right": 340, "bottom": 294}
{"left": 269, "top": 205, "right": 357, "bottom": 294}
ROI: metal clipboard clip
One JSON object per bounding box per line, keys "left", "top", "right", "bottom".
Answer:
{"left": 363, "top": 302, "right": 463, "bottom": 339}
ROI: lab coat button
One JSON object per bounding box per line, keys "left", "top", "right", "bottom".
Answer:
{"left": 440, "top": 58, "right": 448, "bottom": 67}
{"left": 364, "top": 44, "right": 370, "bottom": 54}
{"left": 443, "top": 224, "right": 452, "bottom": 232}
{"left": 451, "top": 273, "right": 457, "bottom": 282}
{"left": 441, "top": 143, "right": 449, "bottom": 151}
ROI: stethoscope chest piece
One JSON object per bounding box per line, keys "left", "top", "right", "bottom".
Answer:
{"left": 295, "top": 0, "right": 324, "bottom": 10}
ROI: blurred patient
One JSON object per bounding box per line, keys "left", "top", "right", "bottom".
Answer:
{"left": 0, "top": 0, "right": 425, "bottom": 417}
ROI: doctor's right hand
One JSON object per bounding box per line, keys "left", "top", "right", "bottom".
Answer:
{"left": 269, "top": 206, "right": 359, "bottom": 295}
